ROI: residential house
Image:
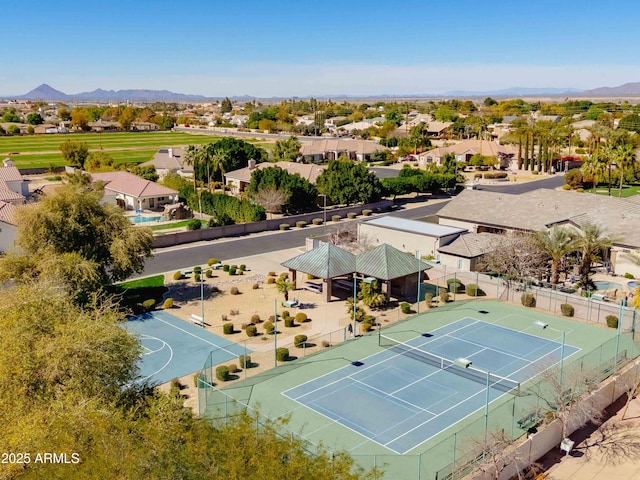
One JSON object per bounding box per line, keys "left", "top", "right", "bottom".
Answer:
{"left": 91, "top": 171, "right": 178, "bottom": 211}
{"left": 224, "top": 160, "right": 326, "bottom": 193}
{"left": 88, "top": 120, "right": 119, "bottom": 132}
{"left": 416, "top": 139, "right": 519, "bottom": 169}
{"left": 337, "top": 117, "right": 385, "bottom": 133}
{"left": 300, "top": 139, "right": 386, "bottom": 163}
{"left": 131, "top": 121, "right": 160, "bottom": 131}
{"left": 140, "top": 147, "right": 193, "bottom": 180}
{"left": 0, "top": 163, "right": 29, "bottom": 252}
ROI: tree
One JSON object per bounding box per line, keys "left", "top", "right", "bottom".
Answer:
{"left": 84, "top": 151, "right": 115, "bottom": 172}
{"left": 573, "top": 223, "right": 617, "bottom": 289}
{"left": 273, "top": 136, "right": 302, "bottom": 162}
{"left": 211, "top": 149, "right": 230, "bottom": 184}
{"left": 252, "top": 186, "right": 289, "bottom": 218}
{"left": 358, "top": 280, "right": 387, "bottom": 309}
{"left": 613, "top": 144, "right": 636, "bottom": 197}
{"left": 316, "top": 158, "right": 385, "bottom": 206}
{"left": 0, "top": 182, "right": 154, "bottom": 298}
{"left": 248, "top": 166, "right": 317, "bottom": 214}
{"left": 220, "top": 96, "right": 233, "bottom": 113}
{"left": 259, "top": 118, "right": 278, "bottom": 132}
{"left": 59, "top": 140, "right": 90, "bottom": 168}
{"left": 534, "top": 227, "right": 578, "bottom": 284}
{"left": 70, "top": 107, "right": 90, "bottom": 131}
{"left": 1, "top": 111, "right": 21, "bottom": 123}
{"left": 57, "top": 106, "right": 71, "bottom": 121}
{"left": 26, "top": 112, "right": 44, "bottom": 125}
{"left": 6, "top": 124, "right": 20, "bottom": 135}
{"left": 580, "top": 152, "right": 607, "bottom": 188}
{"left": 618, "top": 114, "right": 640, "bottom": 133}
{"left": 118, "top": 106, "right": 138, "bottom": 130}
{"left": 130, "top": 165, "right": 159, "bottom": 182}
{"left": 276, "top": 276, "right": 295, "bottom": 301}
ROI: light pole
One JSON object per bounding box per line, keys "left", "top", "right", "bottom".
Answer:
{"left": 416, "top": 250, "right": 421, "bottom": 314}
{"left": 319, "top": 194, "right": 327, "bottom": 235}
{"left": 535, "top": 321, "right": 566, "bottom": 387}
{"left": 352, "top": 275, "right": 376, "bottom": 337}
{"left": 200, "top": 272, "right": 205, "bottom": 328}
{"left": 614, "top": 301, "right": 625, "bottom": 373}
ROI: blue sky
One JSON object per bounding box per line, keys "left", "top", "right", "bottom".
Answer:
{"left": 2, "top": 0, "right": 640, "bottom": 97}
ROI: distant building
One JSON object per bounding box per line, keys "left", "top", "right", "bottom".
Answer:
{"left": 141, "top": 147, "right": 193, "bottom": 179}
{"left": 224, "top": 160, "right": 326, "bottom": 193}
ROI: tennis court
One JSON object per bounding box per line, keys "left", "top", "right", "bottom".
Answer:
{"left": 283, "top": 317, "right": 578, "bottom": 454}
{"left": 124, "top": 310, "right": 250, "bottom": 385}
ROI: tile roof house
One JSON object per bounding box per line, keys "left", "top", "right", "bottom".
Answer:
{"left": 224, "top": 160, "right": 326, "bottom": 193}
{"left": 300, "top": 139, "right": 386, "bottom": 162}
{"left": 141, "top": 147, "right": 193, "bottom": 179}
{"left": 91, "top": 171, "right": 178, "bottom": 211}
{"left": 416, "top": 140, "right": 519, "bottom": 169}
{"left": 0, "top": 165, "right": 28, "bottom": 204}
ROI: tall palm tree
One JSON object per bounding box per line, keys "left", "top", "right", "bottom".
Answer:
{"left": 211, "top": 150, "right": 230, "bottom": 185}
{"left": 535, "top": 227, "right": 578, "bottom": 285}
{"left": 184, "top": 144, "right": 203, "bottom": 217}
{"left": 613, "top": 144, "right": 636, "bottom": 197}
{"left": 580, "top": 152, "right": 607, "bottom": 189}
{"left": 573, "top": 223, "right": 617, "bottom": 289}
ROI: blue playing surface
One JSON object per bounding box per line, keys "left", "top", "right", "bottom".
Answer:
{"left": 123, "top": 311, "right": 250, "bottom": 385}
{"left": 283, "top": 317, "right": 578, "bottom": 454}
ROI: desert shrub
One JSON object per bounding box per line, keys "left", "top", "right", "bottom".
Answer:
{"left": 163, "top": 297, "right": 174, "bottom": 309}
{"left": 142, "top": 299, "right": 156, "bottom": 311}
{"left": 521, "top": 293, "right": 536, "bottom": 308}
{"left": 193, "top": 266, "right": 202, "bottom": 274}
{"left": 230, "top": 309, "right": 239, "bottom": 316}
{"left": 241, "top": 322, "right": 248, "bottom": 330}
{"left": 312, "top": 218, "right": 323, "bottom": 225}
{"left": 424, "top": 293, "right": 433, "bottom": 308}
{"left": 230, "top": 286, "right": 239, "bottom": 295}
{"left": 267, "top": 277, "right": 275, "bottom": 284}
{"left": 239, "top": 264, "right": 246, "bottom": 271}
{"left": 264, "top": 321, "right": 275, "bottom": 334}
{"left": 222, "top": 264, "right": 230, "bottom": 272}
{"left": 228, "top": 364, "right": 238, "bottom": 373}
{"left": 268, "top": 271, "right": 276, "bottom": 277}
{"left": 606, "top": 315, "right": 618, "bottom": 329}
{"left": 279, "top": 223, "right": 290, "bottom": 230}
{"left": 193, "top": 373, "right": 202, "bottom": 387}
{"left": 276, "top": 347, "right": 289, "bottom": 361}
{"left": 447, "top": 278, "right": 465, "bottom": 293}
{"left": 268, "top": 315, "right": 275, "bottom": 322}
{"left": 187, "top": 219, "right": 202, "bottom": 230}
{"left": 624, "top": 272, "right": 635, "bottom": 279}
{"left": 362, "top": 322, "right": 373, "bottom": 332}
{"left": 229, "top": 266, "right": 237, "bottom": 275}
{"left": 238, "top": 354, "right": 252, "bottom": 369}
{"left": 562, "top": 184, "right": 571, "bottom": 190}
{"left": 170, "top": 377, "right": 181, "bottom": 390}
{"left": 223, "top": 323, "right": 234, "bottom": 334}
{"left": 252, "top": 283, "right": 259, "bottom": 289}
{"left": 465, "top": 284, "right": 484, "bottom": 296}
{"left": 576, "top": 188, "right": 584, "bottom": 193}
{"left": 294, "top": 335, "right": 308, "bottom": 347}
{"left": 564, "top": 168, "right": 583, "bottom": 189}
{"left": 194, "top": 273, "right": 201, "bottom": 283}
{"left": 207, "top": 258, "right": 219, "bottom": 266}
{"left": 347, "top": 212, "right": 357, "bottom": 219}
{"left": 282, "top": 310, "right": 290, "bottom": 319}
{"left": 560, "top": 303, "right": 574, "bottom": 317}
{"left": 296, "top": 221, "right": 307, "bottom": 228}
{"left": 284, "top": 317, "right": 295, "bottom": 327}
{"left": 173, "top": 271, "right": 183, "bottom": 281}
{"left": 322, "top": 340, "right": 330, "bottom": 348}
{"left": 221, "top": 314, "right": 228, "bottom": 322}
{"left": 331, "top": 215, "right": 341, "bottom": 222}
{"left": 246, "top": 325, "right": 257, "bottom": 337}
{"left": 205, "top": 269, "right": 213, "bottom": 278}
{"left": 440, "top": 290, "right": 450, "bottom": 303}
{"left": 532, "top": 171, "right": 539, "bottom": 175}
{"left": 279, "top": 272, "right": 289, "bottom": 280}
{"left": 250, "top": 314, "right": 260, "bottom": 323}
{"left": 216, "top": 365, "right": 230, "bottom": 381}
{"left": 362, "top": 209, "right": 372, "bottom": 216}
{"left": 400, "top": 302, "right": 411, "bottom": 314}
{"left": 295, "top": 312, "right": 308, "bottom": 323}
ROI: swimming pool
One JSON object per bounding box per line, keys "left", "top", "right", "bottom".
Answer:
{"left": 594, "top": 280, "right": 622, "bottom": 291}
{"left": 628, "top": 281, "right": 639, "bottom": 289}
{"left": 129, "top": 215, "right": 164, "bottom": 224}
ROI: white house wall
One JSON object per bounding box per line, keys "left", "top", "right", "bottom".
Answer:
{"left": 611, "top": 247, "right": 640, "bottom": 278}
{"left": 438, "top": 218, "right": 477, "bottom": 232}
{"left": 358, "top": 223, "right": 440, "bottom": 256}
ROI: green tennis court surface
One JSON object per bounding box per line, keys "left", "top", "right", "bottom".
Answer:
{"left": 199, "top": 300, "right": 638, "bottom": 479}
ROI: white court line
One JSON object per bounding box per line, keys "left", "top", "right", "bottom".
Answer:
{"left": 138, "top": 338, "right": 174, "bottom": 382}
{"left": 452, "top": 336, "right": 531, "bottom": 363}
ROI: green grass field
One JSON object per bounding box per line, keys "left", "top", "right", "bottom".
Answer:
{"left": 0, "top": 131, "right": 274, "bottom": 168}
{"left": 587, "top": 184, "right": 640, "bottom": 198}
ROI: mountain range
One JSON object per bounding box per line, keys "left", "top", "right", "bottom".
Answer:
{"left": 5, "top": 82, "right": 640, "bottom": 102}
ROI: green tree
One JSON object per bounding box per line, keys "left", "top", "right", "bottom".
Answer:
{"left": 534, "top": 227, "right": 578, "bottom": 285}
{"left": 273, "top": 136, "right": 302, "bottom": 162}
{"left": 220, "top": 96, "right": 233, "bottom": 113}
{"left": 84, "top": 151, "right": 115, "bottom": 171}
{"left": 613, "top": 144, "right": 637, "bottom": 197}
{"left": 276, "top": 276, "right": 295, "bottom": 301}
{"left": 1, "top": 111, "right": 21, "bottom": 122}
{"left": 573, "top": 223, "right": 617, "bottom": 289}
{"left": 248, "top": 166, "right": 317, "bottom": 214}
{"left": 70, "top": 107, "right": 90, "bottom": 131}
{"left": 0, "top": 182, "right": 154, "bottom": 298}
{"left": 130, "top": 165, "right": 159, "bottom": 182}
{"left": 6, "top": 124, "right": 20, "bottom": 135}
{"left": 26, "top": 112, "right": 44, "bottom": 125}
{"left": 118, "top": 106, "right": 138, "bottom": 130}
{"left": 59, "top": 140, "right": 90, "bottom": 168}
{"left": 618, "top": 113, "right": 640, "bottom": 132}
{"left": 580, "top": 152, "right": 607, "bottom": 188}
{"left": 58, "top": 106, "right": 72, "bottom": 121}
{"left": 316, "top": 158, "right": 385, "bottom": 206}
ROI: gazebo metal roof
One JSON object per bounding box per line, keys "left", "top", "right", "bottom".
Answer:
{"left": 356, "top": 243, "right": 432, "bottom": 280}
{"left": 281, "top": 243, "right": 356, "bottom": 279}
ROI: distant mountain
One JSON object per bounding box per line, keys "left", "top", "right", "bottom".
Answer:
{"left": 581, "top": 82, "right": 640, "bottom": 96}
{"left": 14, "top": 84, "right": 213, "bottom": 102}
{"left": 444, "top": 87, "right": 581, "bottom": 97}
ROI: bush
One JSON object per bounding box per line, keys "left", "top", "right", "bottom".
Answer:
{"left": 624, "top": 272, "right": 635, "bottom": 279}
{"left": 362, "top": 322, "right": 373, "bottom": 333}
{"left": 281, "top": 310, "right": 290, "bottom": 319}
{"left": 223, "top": 323, "right": 235, "bottom": 334}
{"left": 521, "top": 293, "right": 536, "bottom": 308}
{"left": 216, "top": 366, "right": 230, "bottom": 381}
{"left": 268, "top": 271, "right": 276, "bottom": 277}
{"left": 230, "top": 286, "right": 239, "bottom": 295}
{"left": 142, "top": 299, "right": 156, "bottom": 311}
{"left": 560, "top": 303, "right": 574, "bottom": 317}
{"left": 193, "top": 266, "right": 202, "bottom": 274}
{"left": 170, "top": 377, "right": 181, "bottom": 390}
{"left": 279, "top": 223, "right": 290, "bottom": 230}
{"left": 606, "top": 315, "right": 618, "bottom": 329}
{"left": 400, "top": 302, "right": 411, "bottom": 314}
{"left": 238, "top": 354, "right": 252, "bottom": 369}
{"left": 347, "top": 212, "right": 357, "bottom": 219}
{"left": 362, "top": 209, "right": 372, "bottom": 216}
{"left": 312, "top": 218, "right": 323, "bottom": 225}
{"left": 465, "top": 284, "right": 484, "bottom": 296}
{"left": 222, "top": 264, "right": 230, "bottom": 272}
{"left": 221, "top": 314, "right": 228, "bottom": 322}
{"left": 228, "top": 364, "right": 238, "bottom": 373}
{"left": 173, "top": 271, "right": 183, "bottom": 281}
{"left": 229, "top": 266, "right": 237, "bottom": 275}
{"left": 205, "top": 269, "right": 213, "bottom": 278}
{"left": 187, "top": 219, "right": 202, "bottom": 230}
{"left": 447, "top": 278, "right": 465, "bottom": 293}
{"left": 268, "top": 315, "right": 275, "bottom": 322}
{"left": 564, "top": 168, "right": 583, "bottom": 189}
{"left": 424, "top": 293, "right": 433, "bottom": 308}
{"left": 276, "top": 347, "right": 289, "bottom": 361}
{"left": 163, "top": 298, "right": 174, "bottom": 309}
{"left": 576, "top": 188, "right": 584, "bottom": 193}
{"left": 207, "top": 258, "right": 219, "bottom": 266}
{"left": 267, "top": 277, "right": 275, "bottom": 284}
{"left": 562, "top": 184, "right": 571, "bottom": 190}
{"left": 440, "top": 291, "right": 450, "bottom": 303}
{"left": 194, "top": 273, "right": 201, "bottom": 283}
{"left": 296, "top": 221, "right": 307, "bottom": 228}
{"left": 294, "top": 335, "right": 308, "bottom": 347}
{"left": 193, "top": 373, "right": 202, "bottom": 387}
{"left": 246, "top": 325, "right": 257, "bottom": 337}
{"left": 295, "top": 312, "right": 308, "bottom": 323}
{"left": 252, "top": 283, "right": 259, "bottom": 289}
{"left": 264, "top": 321, "right": 275, "bottom": 334}
{"left": 250, "top": 314, "right": 260, "bottom": 323}
{"left": 284, "top": 317, "right": 295, "bottom": 327}
{"left": 239, "top": 264, "right": 246, "bottom": 271}
{"left": 322, "top": 340, "right": 331, "bottom": 348}
{"left": 331, "top": 215, "right": 341, "bottom": 222}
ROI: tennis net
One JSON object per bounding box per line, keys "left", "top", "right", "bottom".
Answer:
{"left": 379, "top": 334, "right": 521, "bottom": 395}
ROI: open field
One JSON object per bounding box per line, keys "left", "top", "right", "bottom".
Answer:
{"left": 0, "top": 131, "right": 275, "bottom": 168}
{"left": 587, "top": 184, "right": 640, "bottom": 198}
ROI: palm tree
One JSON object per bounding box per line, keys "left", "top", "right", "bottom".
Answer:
{"left": 276, "top": 276, "right": 295, "bottom": 301}
{"left": 580, "top": 152, "right": 607, "bottom": 189}
{"left": 613, "top": 144, "right": 636, "bottom": 197}
{"left": 573, "top": 223, "right": 617, "bottom": 289}
{"left": 535, "top": 227, "right": 578, "bottom": 285}
{"left": 184, "top": 144, "right": 203, "bottom": 217}
{"left": 211, "top": 150, "right": 230, "bottom": 185}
